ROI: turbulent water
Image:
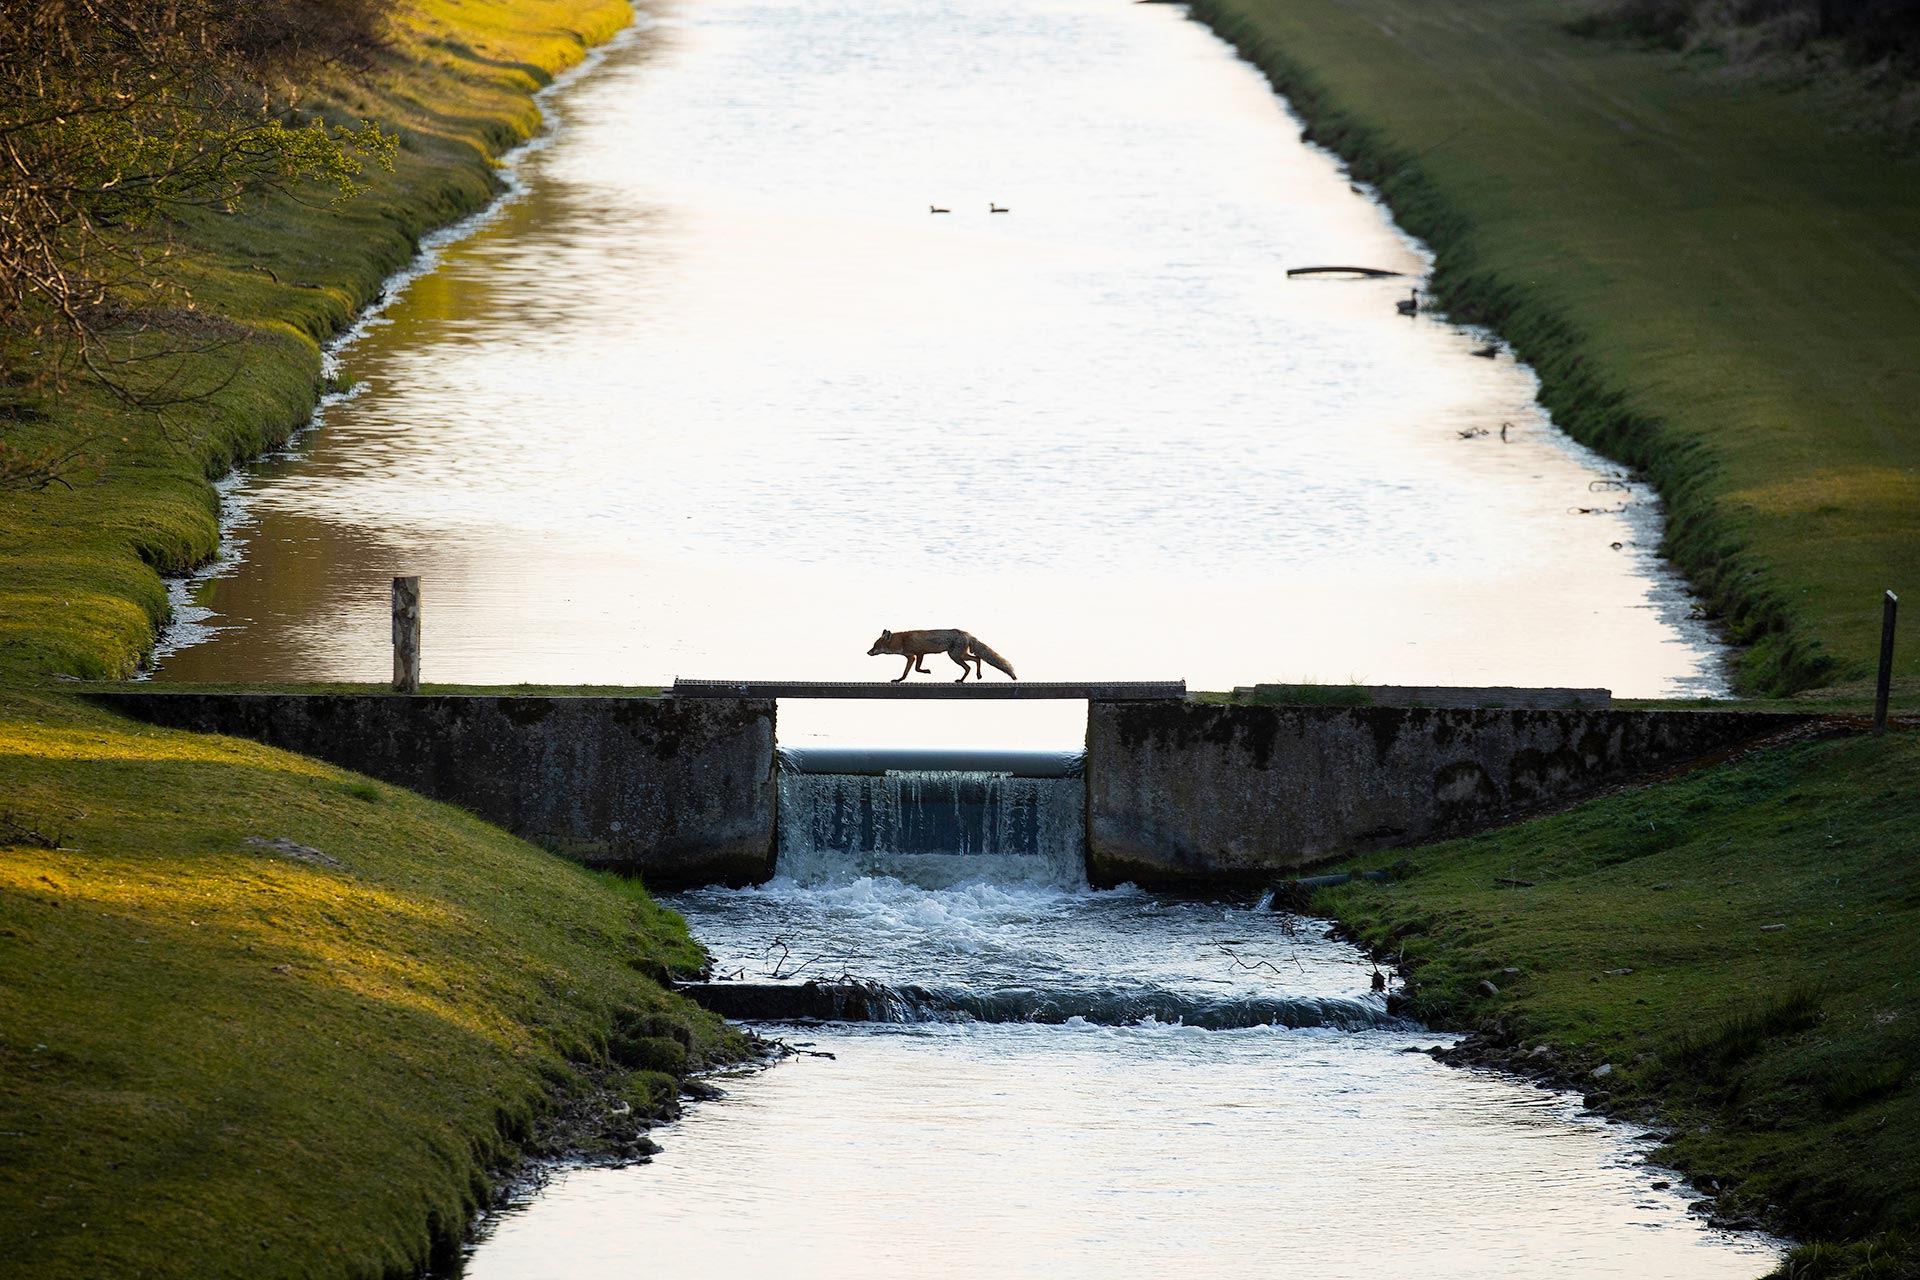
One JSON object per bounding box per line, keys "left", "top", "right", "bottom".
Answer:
{"left": 454, "top": 765, "right": 1783, "bottom": 1278}
{"left": 776, "top": 766, "right": 1087, "bottom": 887}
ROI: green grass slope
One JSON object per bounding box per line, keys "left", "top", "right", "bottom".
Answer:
{"left": 0, "top": 0, "right": 630, "bottom": 685}
{"left": 0, "top": 686, "right": 752, "bottom": 1279}
{"left": 1189, "top": 0, "right": 1918, "bottom": 697}
{"left": 0, "top": 4, "right": 767, "bottom": 1276}
{"left": 1314, "top": 728, "right": 1920, "bottom": 1273}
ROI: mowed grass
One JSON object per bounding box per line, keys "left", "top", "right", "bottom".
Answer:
{"left": 0, "top": 686, "right": 750, "bottom": 1279}
{"left": 1190, "top": 0, "right": 1919, "bottom": 697}
{"left": 0, "top": 3, "right": 772, "bottom": 1277}
{"left": 0, "top": 0, "right": 630, "bottom": 686}
{"left": 1316, "top": 729, "right": 1920, "bottom": 1266}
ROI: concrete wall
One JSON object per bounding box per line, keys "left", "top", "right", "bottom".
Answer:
{"left": 1085, "top": 701, "right": 1812, "bottom": 887}
{"left": 1230, "top": 684, "right": 1611, "bottom": 710}
{"left": 95, "top": 692, "right": 1820, "bottom": 891}
{"left": 96, "top": 693, "right": 777, "bottom": 887}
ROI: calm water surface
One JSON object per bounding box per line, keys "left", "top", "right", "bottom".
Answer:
{"left": 155, "top": 0, "right": 1724, "bottom": 747}
{"left": 464, "top": 1025, "right": 1776, "bottom": 1280}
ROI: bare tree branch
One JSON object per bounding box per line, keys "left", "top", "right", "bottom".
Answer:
{"left": 0, "top": 0, "right": 397, "bottom": 485}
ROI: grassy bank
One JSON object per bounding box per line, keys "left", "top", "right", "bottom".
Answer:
{"left": 1180, "top": 3, "right": 1920, "bottom": 1263}
{"left": 0, "top": 0, "right": 630, "bottom": 686}
{"left": 0, "top": 3, "right": 774, "bottom": 1277}
{"left": 1308, "top": 727, "right": 1920, "bottom": 1271}
{"left": 0, "top": 684, "right": 753, "bottom": 1279}
{"left": 1188, "top": 0, "right": 1918, "bottom": 697}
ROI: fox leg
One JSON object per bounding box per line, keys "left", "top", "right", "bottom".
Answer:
{"left": 948, "top": 643, "right": 974, "bottom": 682}
{"left": 894, "top": 655, "right": 915, "bottom": 683}
{"left": 914, "top": 656, "right": 933, "bottom": 673}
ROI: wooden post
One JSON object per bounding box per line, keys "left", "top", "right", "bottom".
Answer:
{"left": 1875, "top": 589, "right": 1898, "bottom": 736}
{"left": 392, "top": 576, "right": 421, "bottom": 694}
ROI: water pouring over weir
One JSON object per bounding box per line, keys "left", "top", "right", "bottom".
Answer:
{"left": 466, "top": 739, "right": 1784, "bottom": 1279}
{"left": 774, "top": 744, "right": 1089, "bottom": 890}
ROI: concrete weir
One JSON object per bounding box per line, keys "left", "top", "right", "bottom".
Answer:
{"left": 92, "top": 688, "right": 1814, "bottom": 889}
{"left": 92, "top": 692, "right": 777, "bottom": 887}
{"left": 1085, "top": 701, "right": 1813, "bottom": 887}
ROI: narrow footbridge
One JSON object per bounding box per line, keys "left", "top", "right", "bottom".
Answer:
{"left": 669, "top": 678, "right": 1186, "bottom": 700}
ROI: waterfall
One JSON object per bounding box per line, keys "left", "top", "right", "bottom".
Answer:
{"left": 775, "top": 755, "right": 1087, "bottom": 888}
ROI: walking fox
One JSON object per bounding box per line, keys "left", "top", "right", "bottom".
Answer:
{"left": 867, "top": 628, "right": 1017, "bottom": 683}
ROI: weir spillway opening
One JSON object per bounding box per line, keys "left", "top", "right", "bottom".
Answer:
{"left": 775, "top": 746, "right": 1088, "bottom": 888}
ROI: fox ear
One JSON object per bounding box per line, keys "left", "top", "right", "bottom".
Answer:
{"left": 881, "top": 628, "right": 891, "bottom": 637}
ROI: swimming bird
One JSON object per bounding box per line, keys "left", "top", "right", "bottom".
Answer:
{"left": 1396, "top": 288, "right": 1419, "bottom": 316}
{"left": 930, "top": 205, "right": 950, "bottom": 214}
{"left": 989, "top": 203, "right": 1008, "bottom": 213}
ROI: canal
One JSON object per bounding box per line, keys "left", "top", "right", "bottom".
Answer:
{"left": 152, "top": 0, "right": 1769, "bottom": 1272}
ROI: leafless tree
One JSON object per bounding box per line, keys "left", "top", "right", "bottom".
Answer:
{"left": 0, "top": 0, "right": 396, "bottom": 487}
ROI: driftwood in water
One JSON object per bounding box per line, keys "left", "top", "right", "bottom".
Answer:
{"left": 1285, "top": 265, "right": 1406, "bottom": 278}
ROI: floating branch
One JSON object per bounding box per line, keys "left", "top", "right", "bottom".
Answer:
{"left": 761, "top": 936, "right": 856, "bottom": 982}
{"left": 1285, "top": 265, "right": 1407, "bottom": 278}
{"left": 1218, "top": 943, "right": 1305, "bottom": 975}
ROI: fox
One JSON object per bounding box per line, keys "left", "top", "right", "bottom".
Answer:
{"left": 866, "top": 628, "right": 1018, "bottom": 683}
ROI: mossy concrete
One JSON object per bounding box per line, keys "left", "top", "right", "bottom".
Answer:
{"left": 1086, "top": 700, "right": 1811, "bottom": 886}
{"left": 91, "top": 692, "right": 778, "bottom": 887}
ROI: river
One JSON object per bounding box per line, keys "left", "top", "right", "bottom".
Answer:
{"left": 155, "top": 0, "right": 1770, "bottom": 1271}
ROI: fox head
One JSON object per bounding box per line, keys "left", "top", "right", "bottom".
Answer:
{"left": 866, "top": 629, "right": 893, "bottom": 656}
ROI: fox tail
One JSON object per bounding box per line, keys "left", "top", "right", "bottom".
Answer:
{"left": 969, "top": 636, "right": 1017, "bottom": 680}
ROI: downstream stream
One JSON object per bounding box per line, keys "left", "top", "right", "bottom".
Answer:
{"left": 151, "top": 0, "right": 1772, "bottom": 1271}
{"left": 457, "top": 768, "right": 1779, "bottom": 1278}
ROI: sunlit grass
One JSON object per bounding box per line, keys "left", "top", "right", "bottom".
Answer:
{"left": 0, "top": 684, "right": 744, "bottom": 1278}
{"left": 0, "top": 723, "right": 335, "bottom": 772}
{"left": 0, "top": 4, "right": 763, "bottom": 1274}
{"left": 1318, "top": 729, "right": 1920, "bottom": 1268}
{"left": 0, "top": 1, "right": 633, "bottom": 687}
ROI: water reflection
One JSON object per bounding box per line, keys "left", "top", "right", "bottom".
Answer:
{"left": 450, "top": 867, "right": 1781, "bottom": 1277}
{"left": 456, "top": 1023, "right": 1779, "bottom": 1280}
{"left": 156, "top": 0, "right": 1726, "bottom": 741}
